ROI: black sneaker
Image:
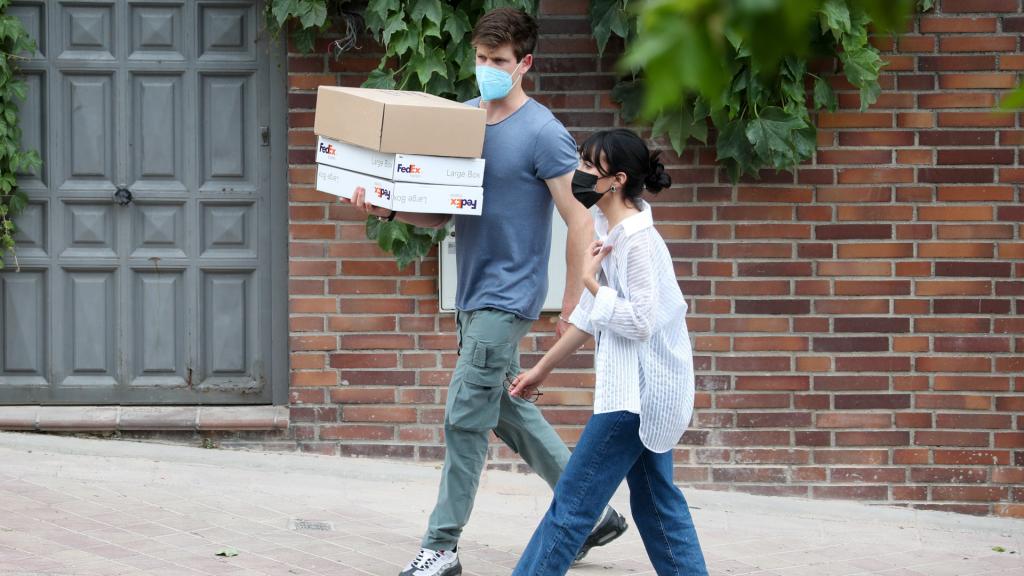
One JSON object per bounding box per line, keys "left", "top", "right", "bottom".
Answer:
{"left": 575, "top": 506, "right": 628, "bottom": 563}
{"left": 398, "top": 547, "right": 462, "bottom": 576}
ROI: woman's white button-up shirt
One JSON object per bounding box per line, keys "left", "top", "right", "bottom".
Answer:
{"left": 568, "top": 200, "right": 695, "bottom": 453}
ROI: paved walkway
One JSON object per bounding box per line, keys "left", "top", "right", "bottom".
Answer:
{"left": 0, "top": 432, "right": 1021, "bottom": 576}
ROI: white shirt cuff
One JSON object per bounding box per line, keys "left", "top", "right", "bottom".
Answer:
{"left": 568, "top": 289, "right": 596, "bottom": 334}
{"left": 589, "top": 285, "right": 618, "bottom": 327}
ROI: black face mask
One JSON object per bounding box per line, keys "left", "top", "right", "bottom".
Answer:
{"left": 571, "top": 170, "right": 605, "bottom": 209}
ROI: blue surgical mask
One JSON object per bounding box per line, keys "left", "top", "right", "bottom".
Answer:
{"left": 476, "top": 61, "right": 523, "bottom": 101}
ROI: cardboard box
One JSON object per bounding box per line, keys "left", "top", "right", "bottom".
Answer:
{"left": 314, "top": 86, "right": 486, "bottom": 158}
{"left": 316, "top": 164, "right": 484, "bottom": 216}
{"left": 317, "top": 135, "right": 486, "bottom": 186}
{"left": 392, "top": 183, "right": 484, "bottom": 217}
{"left": 316, "top": 164, "right": 394, "bottom": 210}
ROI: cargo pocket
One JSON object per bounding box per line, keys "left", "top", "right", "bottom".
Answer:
{"left": 446, "top": 338, "right": 510, "bottom": 432}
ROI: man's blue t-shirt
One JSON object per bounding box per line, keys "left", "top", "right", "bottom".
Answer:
{"left": 454, "top": 98, "right": 578, "bottom": 320}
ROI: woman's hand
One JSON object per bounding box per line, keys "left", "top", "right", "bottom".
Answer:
{"left": 582, "top": 240, "right": 611, "bottom": 294}
{"left": 339, "top": 186, "right": 392, "bottom": 219}
{"left": 509, "top": 368, "right": 546, "bottom": 400}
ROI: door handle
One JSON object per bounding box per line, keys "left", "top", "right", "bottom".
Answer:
{"left": 113, "top": 187, "right": 134, "bottom": 206}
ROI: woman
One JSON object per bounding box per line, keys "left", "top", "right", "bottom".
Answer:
{"left": 509, "top": 128, "right": 708, "bottom": 576}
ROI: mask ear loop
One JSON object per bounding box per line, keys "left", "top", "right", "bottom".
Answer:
{"left": 509, "top": 59, "right": 525, "bottom": 86}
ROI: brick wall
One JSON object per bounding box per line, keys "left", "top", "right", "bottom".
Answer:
{"left": 285, "top": 0, "right": 1024, "bottom": 517}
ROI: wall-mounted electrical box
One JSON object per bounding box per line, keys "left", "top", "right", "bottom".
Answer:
{"left": 439, "top": 215, "right": 569, "bottom": 312}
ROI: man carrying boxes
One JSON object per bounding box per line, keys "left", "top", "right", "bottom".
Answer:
{"left": 314, "top": 8, "right": 628, "bottom": 576}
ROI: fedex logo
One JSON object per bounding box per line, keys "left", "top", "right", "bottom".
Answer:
{"left": 396, "top": 163, "right": 422, "bottom": 174}
{"left": 374, "top": 185, "right": 392, "bottom": 200}
{"left": 450, "top": 198, "right": 477, "bottom": 210}
{"left": 318, "top": 142, "right": 336, "bottom": 156}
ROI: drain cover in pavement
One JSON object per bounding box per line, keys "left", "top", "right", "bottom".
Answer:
{"left": 290, "top": 519, "right": 334, "bottom": 531}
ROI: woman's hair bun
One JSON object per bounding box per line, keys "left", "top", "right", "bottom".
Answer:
{"left": 644, "top": 151, "right": 671, "bottom": 193}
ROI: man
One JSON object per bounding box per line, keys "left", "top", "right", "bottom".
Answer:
{"left": 346, "top": 9, "right": 628, "bottom": 576}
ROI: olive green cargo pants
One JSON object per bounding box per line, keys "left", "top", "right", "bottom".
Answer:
{"left": 422, "top": 308, "right": 571, "bottom": 550}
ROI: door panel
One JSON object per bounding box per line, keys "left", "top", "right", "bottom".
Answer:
{"left": 2, "top": 0, "right": 281, "bottom": 405}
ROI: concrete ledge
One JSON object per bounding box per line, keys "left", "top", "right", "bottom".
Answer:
{"left": 0, "top": 405, "right": 289, "bottom": 431}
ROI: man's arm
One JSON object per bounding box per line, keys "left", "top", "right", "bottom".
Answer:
{"left": 547, "top": 171, "right": 594, "bottom": 338}
{"left": 343, "top": 187, "right": 451, "bottom": 229}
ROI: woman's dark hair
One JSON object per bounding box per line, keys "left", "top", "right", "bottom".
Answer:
{"left": 578, "top": 128, "right": 671, "bottom": 200}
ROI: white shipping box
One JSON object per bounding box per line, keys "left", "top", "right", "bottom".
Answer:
{"left": 392, "top": 183, "right": 484, "bottom": 216}
{"left": 315, "top": 164, "right": 394, "bottom": 210}
{"left": 316, "top": 164, "right": 484, "bottom": 216}
{"left": 317, "top": 136, "right": 485, "bottom": 186}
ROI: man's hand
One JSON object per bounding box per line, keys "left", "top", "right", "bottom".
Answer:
{"left": 340, "top": 186, "right": 391, "bottom": 219}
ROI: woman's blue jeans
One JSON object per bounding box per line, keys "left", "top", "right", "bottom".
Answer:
{"left": 513, "top": 411, "right": 708, "bottom": 576}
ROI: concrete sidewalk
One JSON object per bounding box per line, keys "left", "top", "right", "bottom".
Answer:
{"left": 0, "top": 432, "right": 1020, "bottom": 576}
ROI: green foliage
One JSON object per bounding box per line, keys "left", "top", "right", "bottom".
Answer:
{"left": 275, "top": 0, "right": 922, "bottom": 266}
{"left": 612, "top": 0, "right": 919, "bottom": 181}
{"left": 0, "top": 0, "right": 43, "bottom": 270}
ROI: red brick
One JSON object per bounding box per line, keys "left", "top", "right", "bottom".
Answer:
{"left": 936, "top": 413, "right": 1012, "bottom": 429}
{"left": 935, "top": 449, "right": 1010, "bottom": 465}
{"left": 934, "top": 376, "right": 1010, "bottom": 392}
{"left": 933, "top": 486, "right": 1008, "bottom": 502}
{"left": 915, "top": 431, "right": 990, "bottom": 447}
{"left": 342, "top": 406, "right": 417, "bottom": 423}
{"left": 836, "top": 431, "right": 909, "bottom": 446}
{"left": 835, "top": 280, "right": 910, "bottom": 296}
{"left": 942, "top": 0, "right": 1017, "bottom": 12}
{"left": 715, "top": 393, "right": 791, "bottom": 409}
{"left": 919, "top": 55, "right": 996, "bottom": 71}
{"left": 938, "top": 112, "right": 1015, "bottom": 127}
{"left": 819, "top": 111, "right": 895, "bottom": 128}
{"left": 940, "top": 35, "right": 1017, "bottom": 53}
{"left": 816, "top": 413, "right": 892, "bottom": 428}
{"left": 813, "top": 376, "right": 889, "bottom": 391}
{"left": 813, "top": 450, "right": 888, "bottom": 465}
{"left": 915, "top": 280, "right": 992, "bottom": 296}
{"left": 911, "top": 468, "right": 989, "bottom": 483}
{"left": 734, "top": 376, "right": 809, "bottom": 391}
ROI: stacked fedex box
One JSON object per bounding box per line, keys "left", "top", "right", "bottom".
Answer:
{"left": 313, "top": 86, "right": 487, "bottom": 216}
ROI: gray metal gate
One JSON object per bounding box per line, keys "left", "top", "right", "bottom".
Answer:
{"left": 1, "top": 0, "right": 288, "bottom": 405}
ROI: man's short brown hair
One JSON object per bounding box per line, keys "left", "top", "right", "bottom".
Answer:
{"left": 471, "top": 8, "right": 538, "bottom": 61}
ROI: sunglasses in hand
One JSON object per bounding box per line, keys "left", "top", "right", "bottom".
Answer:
{"left": 503, "top": 374, "right": 543, "bottom": 404}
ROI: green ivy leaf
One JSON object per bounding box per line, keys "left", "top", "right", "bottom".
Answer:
{"left": 289, "top": 27, "right": 317, "bottom": 54}
{"left": 819, "top": 0, "right": 851, "bottom": 38}
{"left": 999, "top": 84, "right": 1024, "bottom": 110}
{"left": 813, "top": 76, "right": 837, "bottom": 111}
{"left": 298, "top": 1, "right": 328, "bottom": 29}
{"left": 611, "top": 79, "right": 644, "bottom": 124}
{"left": 410, "top": 45, "right": 447, "bottom": 85}
{"left": 365, "top": 0, "right": 396, "bottom": 32}
{"left": 840, "top": 46, "right": 884, "bottom": 110}
{"left": 381, "top": 15, "right": 407, "bottom": 47}
{"left": 746, "top": 107, "right": 807, "bottom": 171}
{"left": 390, "top": 20, "right": 421, "bottom": 57}
{"left": 716, "top": 118, "right": 754, "bottom": 181}
{"left": 422, "top": 18, "right": 442, "bottom": 40}
{"left": 591, "top": 0, "right": 630, "bottom": 56}
{"left": 8, "top": 189, "right": 27, "bottom": 215}
{"left": 410, "top": 0, "right": 443, "bottom": 25}
{"left": 443, "top": 9, "right": 472, "bottom": 42}
{"left": 363, "top": 68, "right": 397, "bottom": 90}
{"left": 651, "top": 102, "right": 699, "bottom": 154}
{"left": 376, "top": 220, "right": 410, "bottom": 253}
